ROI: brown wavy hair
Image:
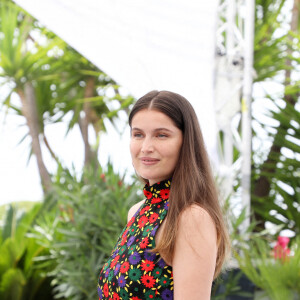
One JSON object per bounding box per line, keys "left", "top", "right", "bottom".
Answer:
{"left": 129, "top": 90, "right": 230, "bottom": 278}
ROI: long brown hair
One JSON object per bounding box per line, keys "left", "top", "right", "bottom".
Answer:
{"left": 129, "top": 90, "right": 230, "bottom": 278}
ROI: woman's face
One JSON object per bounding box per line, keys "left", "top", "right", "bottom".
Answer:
{"left": 130, "top": 109, "right": 183, "bottom": 185}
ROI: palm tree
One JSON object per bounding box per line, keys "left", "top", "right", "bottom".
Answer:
{"left": 0, "top": 2, "right": 62, "bottom": 192}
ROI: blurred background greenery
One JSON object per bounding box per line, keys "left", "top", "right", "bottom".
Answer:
{"left": 0, "top": 0, "right": 299, "bottom": 299}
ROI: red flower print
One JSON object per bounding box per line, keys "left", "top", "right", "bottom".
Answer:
{"left": 122, "top": 229, "right": 128, "bottom": 238}
{"left": 144, "top": 190, "right": 152, "bottom": 199}
{"left": 127, "top": 217, "right": 135, "bottom": 227}
{"left": 141, "top": 259, "right": 155, "bottom": 272}
{"left": 110, "top": 255, "right": 120, "bottom": 268}
{"left": 140, "top": 237, "right": 149, "bottom": 249}
{"left": 113, "top": 292, "right": 120, "bottom": 300}
{"left": 151, "top": 197, "right": 162, "bottom": 204}
{"left": 141, "top": 274, "right": 156, "bottom": 288}
{"left": 138, "top": 215, "right": 148, "bottom": 228}
{"left": 140, "top": 205, "right": 150, "bottom": 215}
{"left": 103, "top": 283, "right": 109, "bottom": 298}
{"left": 120, "top": 238, "right": 127, "bottom": 246}
{"left": 160, "top": 189, "right": 170, "bottom": 199}
{"left": 120, "top": 261, "right": 130, "bottom": 273}
{"left": 132, "top": 298, "right": 142, "bottom": 300}
{"left": 149, "top": 213, "right": 159, "bottom": 223}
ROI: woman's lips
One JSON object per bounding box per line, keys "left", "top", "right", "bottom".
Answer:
{"left": 140, "top": 157, "right": 160, "bottom": 165}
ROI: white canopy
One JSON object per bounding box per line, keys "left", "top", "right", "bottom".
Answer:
{"left": 14, "top": 0, "right": 219, "bottom": 158}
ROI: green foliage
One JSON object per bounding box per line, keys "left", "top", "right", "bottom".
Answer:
{"left": 252, "top": 98, "right": 300, "bottom": 234}
{"left": 236, "top": 237, "right": 300, "bottom": 300}
{"left": 211, "top": 270, "right": 254, "bottom": 300}
{"left": 0, "top": 202, "right": 36, "bottom": 221}
{"left": 254, "top": 0, "right": 289, "bottom": 82}
{"left": 0, "top": 1, "right": 63, "bottom": 87}
{"left": 32, "top": 164, "right": 142, "bottom": 300}
{"left": 52, "top": 45, "right": 135, "bottom": 136}
{"left": 251, "top": 0, "right": 300, "bottom": 233}
{"left": 210, "top": 196, "right": 260, "bottom": 299}
{"left": 0, "top": 204, "right": 55, "bottom": 300}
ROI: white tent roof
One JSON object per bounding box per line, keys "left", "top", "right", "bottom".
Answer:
{"left": 14, "top": 0, "right": 219, "bottom": 155}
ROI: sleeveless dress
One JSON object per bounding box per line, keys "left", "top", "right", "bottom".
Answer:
{"left": 97, "top": 179, "right": 173, "bottom": 300}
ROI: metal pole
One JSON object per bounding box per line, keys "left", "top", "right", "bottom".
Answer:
{"left": 224, "top": 0, "right": 235, "bottom": 168}
{"left": 241, "top": 0, "right": 255, "bottom": 233}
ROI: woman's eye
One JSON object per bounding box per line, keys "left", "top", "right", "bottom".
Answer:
{"left": 157, "top": 134, "right": 168, "bottom": 138}
{"left": 133, "top": 133, "right": 143, "bottom": 138}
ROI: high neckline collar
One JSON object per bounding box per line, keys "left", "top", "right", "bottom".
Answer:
{"left": 143, "top": 179, "right": 171, "bottom": 204}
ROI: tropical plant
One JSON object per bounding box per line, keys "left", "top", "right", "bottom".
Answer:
{"left": 31, "top": 163, "right": 142, "bottom": 300}
{"left": 236, "top": 236, "right": 300, "bottom": 300}
{"left": 51, "top": 45, "right": 135, "bottom": 170}
{"left": 251, "top": 0, "right": 300, "bottom": 234}
{"left": 0, "top": 203, "right": 56, "bottom": 300}
{"left": 211, "top": 269, "right": 254, "bottom": 300}
{"left": 210, "top": 196, "right": 263, "bottom": 300}
{"left": 252, "top": 99, "right": 300, "bottom": 234}
{"left": 0, "top": 1, "right": 63, "bottom": 191}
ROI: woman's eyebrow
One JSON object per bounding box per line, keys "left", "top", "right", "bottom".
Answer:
{"left": 131, "top": 127, "right": 174, "bottom": 133}
{"left": 131, "top": 127, "right": 143, "bottom": 131}
{"left": 132, "top": 127, "right": 172, "bottom": 131}
{"left": 154, "top": 128, "right": 173, "bottom": 132}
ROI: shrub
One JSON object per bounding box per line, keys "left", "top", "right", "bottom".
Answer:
{"left": 235, "top": 236, "right": 300, "bottom": 300}
{"left": 33, "top": 164, "right": 142, "bottom": 300}
{"left": 0, "top": 204, "right": 55, "bottom": 300}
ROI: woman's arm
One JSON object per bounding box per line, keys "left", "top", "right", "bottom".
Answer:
{"left": 172, "top": 205, "right": 217, "bottom": 300}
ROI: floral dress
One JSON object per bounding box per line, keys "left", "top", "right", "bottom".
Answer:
{"left": 97, "top": 179, "right": 173, "bottom": 300}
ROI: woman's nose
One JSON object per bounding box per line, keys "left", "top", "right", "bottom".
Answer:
{"left": 141, "top": 137, "right": 154, "bottom": 153}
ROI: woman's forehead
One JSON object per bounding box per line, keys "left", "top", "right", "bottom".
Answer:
{"left": 131, "top": 109, "right": 173, "bottom": 124}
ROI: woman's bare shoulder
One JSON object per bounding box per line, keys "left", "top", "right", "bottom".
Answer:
{"left": 127, "top": 199, "right": 146, "bottom": 222}
{"left": 179, "top": 204, "right": 214, "bottom": 225}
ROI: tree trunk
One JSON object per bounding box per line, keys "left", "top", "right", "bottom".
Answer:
{"left": 17, "top": 83, "right": 52, "bottom": 193}
{"left": 252, "top": 0, "right": 298, "bottom": 227}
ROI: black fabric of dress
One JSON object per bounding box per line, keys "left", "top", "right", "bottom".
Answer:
{"left": 97, "top": 179, "right": 173, "bottom": 300}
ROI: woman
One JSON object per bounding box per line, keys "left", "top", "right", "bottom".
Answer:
{"left": 98, "top": 90, "right": 230, "bottom": 300}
